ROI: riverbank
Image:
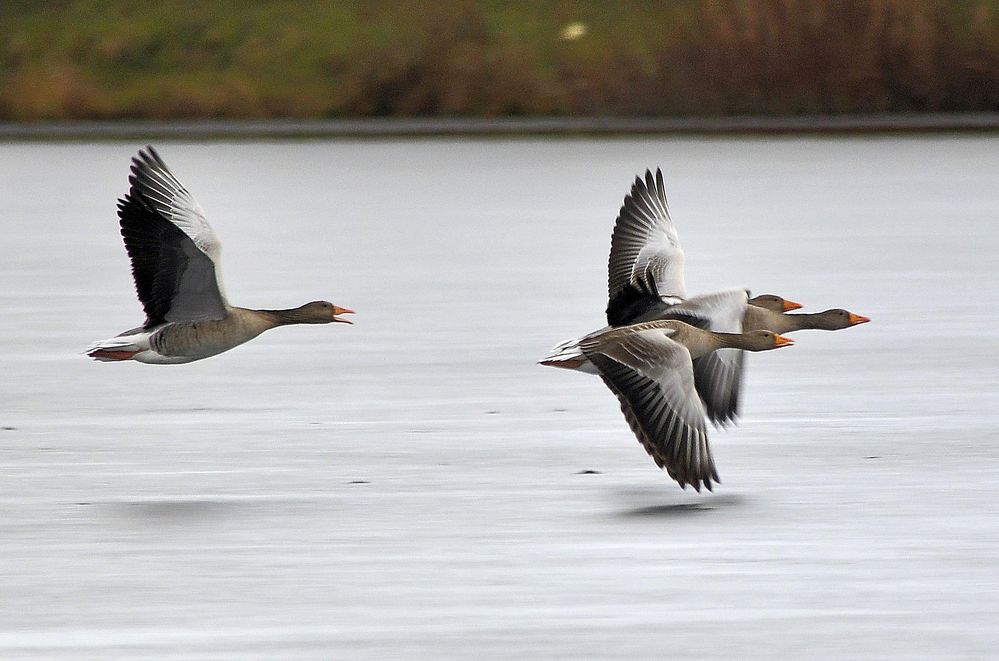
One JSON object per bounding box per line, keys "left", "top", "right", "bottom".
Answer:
{"left": 3, "top": 1, "right": 997, "bottom": 121}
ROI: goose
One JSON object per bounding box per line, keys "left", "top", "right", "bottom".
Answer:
{"left": 87, "top": 146, "right": 354, "bottom": 364}
{"left": 544, "top": 288, "right": 753, "bottom": 378}
{"left": 605, "top": 169, "right": 801, "bottom": 326}
{"left": 600, "top": 168, "right": 867, "bottom": 423}
{"left": 541, "top": 318, "right": 794, "bottom": 491}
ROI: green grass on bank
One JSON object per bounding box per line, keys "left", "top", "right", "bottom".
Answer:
{"left": 1, "top": 0, "right": 997, "bottom": 120}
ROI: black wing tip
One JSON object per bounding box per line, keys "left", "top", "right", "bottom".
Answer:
{"left": 624, "top": 167, "right": 669, "bottom": 216}
{"left": 129, "top": 145, "right": 169, "bottom": 180}
{"left": 116, "top": 193, "right": 137, "bottom": 216}
{"left": 134, "top": 144, "right": 162, "bottom": 164}
{"left": 116, "top": 192, "right": 155, "bottom": 222}
{"left": 127, "top": 145, "right": 187, "bottom": 208}
{"left": 632, "top": 172, "right": 649, "bottom": 196}
{"left": 657, "top": 444, "right": 721, "bottom": 493}
{"left": 629, "top": 167, "right": 667, "bottom": 211}
{"left": 677, "top": 472, "right": 720, "bottom": 493}
{"left": 707, "top": 410, "right": 739, "bottom": 427}
{"left": 634, "top": 167, "right": 662, "bottom": 187}
{"left": 613, "top": 167, "right": 666, "bottom": 209}
{"left": 673, "top": 475, "right": 718, "bottom": 493}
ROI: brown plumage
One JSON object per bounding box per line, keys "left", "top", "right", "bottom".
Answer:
{"left": 743, "top": 306, "right": 871, "bottom": 333}
{"left": 548, "top": 319, "right": 794, "bottom": 491}
{"left": 87, "top": 146, "right": 353, "bottom": 364}
{"left": 601, "top": 168, "right": 868, "bottom": 424}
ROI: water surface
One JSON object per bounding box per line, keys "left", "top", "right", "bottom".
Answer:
{"left": 1, "top": 136, "right": 997, "bottom": 659}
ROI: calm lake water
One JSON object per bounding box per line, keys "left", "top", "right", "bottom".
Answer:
{"left": 1, "top": 136, "right": 997, "bottom": 659}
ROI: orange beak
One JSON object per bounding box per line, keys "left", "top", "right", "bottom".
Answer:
{"left": 848, "top": 312, "right": 870, "bottom": 326}
{"left": 773, "top": 334, "right": 795, "bottom": 347}
{"left": 333, "top": 305, "right": 355, "bottom": 324}
{"left": 783, "top": 298, "right": 803, "bottom": 312}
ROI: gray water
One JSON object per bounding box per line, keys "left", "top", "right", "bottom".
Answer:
{"left": 1, "top": 137, "right": 997, "bottom": 659}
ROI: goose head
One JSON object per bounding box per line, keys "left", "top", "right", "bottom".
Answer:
{"left": 739, "top": 330, "right": 795, "bottom": 351}
{"left": 811, "top": 309, "right": 870, "bottom": 330}
{"left": 294, "top": 301, "right": 355, "bottom": 324}
{"left": 748, "top": 294, "right": 803, "bottom": 312}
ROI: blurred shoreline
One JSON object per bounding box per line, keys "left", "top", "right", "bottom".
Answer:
{"left": 3, "top": 113, "right": 998, "bottom": 140}
{"left": 5, "top": 3, "right": 998, "bottom": 122}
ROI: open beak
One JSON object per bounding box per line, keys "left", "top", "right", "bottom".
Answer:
{"left": 773, "top": 334, "right": 795, "bottom": 348}
{"left": 848, "top": 312, "right": 870, "bottom": 326}
{"left": 783, "top": 298, "right": 803, "bottom": 312}
{"left": 333, "top": 305, "right": 355, "bottom": 324}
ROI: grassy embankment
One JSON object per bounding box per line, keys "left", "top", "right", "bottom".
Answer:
{"left": 1, "top": 0, "right": 997, "bottom": 120}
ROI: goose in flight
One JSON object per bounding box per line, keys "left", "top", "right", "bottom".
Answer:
{"left": 87, "top": 146, "right": 353, "bottom": 364}
{"left": 603, "top": 168, "right": 867, "bottom": 424}
{"left": 542, "top": 313, "right": 794, "bottom": 491}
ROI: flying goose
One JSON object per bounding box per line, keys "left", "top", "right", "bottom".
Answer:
{"left": 602, "top": 168, "right": 867, "bottom": 424}
{"left": 542, "top": 317, "right": 794, "bottom": 491}
{"left": 87, "top": 146, "right": 353, "bottom": 364}
{"left": 544, "top": 288, "right": 754, "bottom": 378}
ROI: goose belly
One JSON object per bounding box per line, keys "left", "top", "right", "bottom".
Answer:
{"left": 131, "top": 350, "right": 201, "bottom": 365}
{"left": 146, "top": 319, "right": 266, "bottom": 363}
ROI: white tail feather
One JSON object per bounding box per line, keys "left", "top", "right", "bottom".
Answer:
{"left": 85, "top": 338, "right": 140, "bottom": 353}
{"left": 539, "top": 337, "right": 599, "bottom": 374}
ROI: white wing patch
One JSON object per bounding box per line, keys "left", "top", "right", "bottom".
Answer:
{"left": 665, "top": 288, "right": 748, "bottom": 333}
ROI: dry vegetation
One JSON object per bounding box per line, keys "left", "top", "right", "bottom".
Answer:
{"left": 1, "top": 0, "right": 996, "bottom": 120}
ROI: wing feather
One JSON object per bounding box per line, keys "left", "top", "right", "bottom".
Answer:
{"left": 117, "top": 146, "right": 228, "bottom": 326}
{"left": 659, "top": 289, "right": 749, "bottom": 425}
{"left": 582, "top": 325, "right": 717, "bottom": 491}
{"left": 606, "top": 168, "right": 687, "bottom": 325}
{"left": 129, "top": 146, "right": 226, "bottom": 285}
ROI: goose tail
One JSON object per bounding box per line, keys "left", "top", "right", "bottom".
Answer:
{"left": 539, "top": 337, "right": 599, "bottom": 373}
{"left": 85, "top": 338, "right": 142, "bottom": 362}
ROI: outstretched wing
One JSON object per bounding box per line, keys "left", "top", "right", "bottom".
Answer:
{"left": 129, "top": 146, "right": 223, "bottom": 266}
{"left": 117, "top": 146, "right": 228, "bottom": 327}
{"left": 606, "top": 168, "right": 686, "bottom": 326}
{"left": 581, "top": 325, "right": 718, "bottom": 491}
